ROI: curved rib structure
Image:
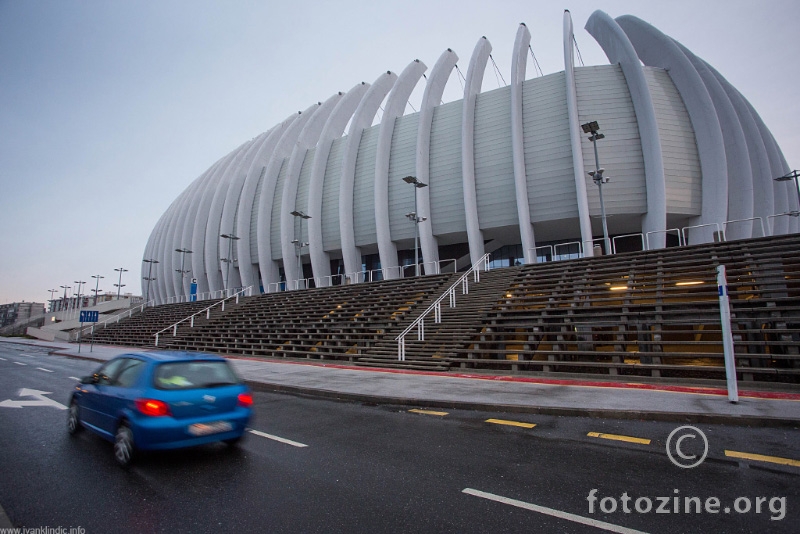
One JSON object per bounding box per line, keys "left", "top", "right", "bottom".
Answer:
{"left": 416, "top": 48, "right": 459, "bottom": 269}
{"left": 374, "top": 59, "right": 427, "bottom": 279}
{"left": 461, "top": 37, "right": 492, "bottom": 264}
{"left": 143, "top": 12, "right": 792, "bottom": 302}
{"left": 510, "top": 24, "right": 537, "bottom": 263}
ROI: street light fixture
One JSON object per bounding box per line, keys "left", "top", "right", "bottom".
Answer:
{"left": 774, "top": 170, "right": 800, "bottom": 216}
{"left": 91, "top": 274, "right": 104, "bottom": 306}
{"left": 582, "top": 121, "right": 610, "bottom": 254}
{"left": 114, "top": 268, "right": 128, "bottom": 300}
{"left": 220, "top": 234, "right": 240, "bottom": 291}
{"left": 142, "top": 259, "right": 159, "bottom": 304}
{"left": 47, "top": 289, "right": 57, "bottom": 313}
{"left": 74, "top": 280, "right": 86, "bottom": 312}
{"left": 59, "top": 285, "right": 71, "bottom": 313}
{"left": 402, "top": 176, "right": 428, "bottom": 276}
{"left": 290, "top": 211, "right": 311, "bottom": 287}
{"left": 174, "top": 248, "right": 192, "bottom": 298}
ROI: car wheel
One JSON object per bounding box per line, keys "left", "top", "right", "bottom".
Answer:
{"left": 224, "top": 435, "right": 243, "bottom": 446}
{"left": 114, "top": 422, "right": 135, "bottom": 467}
{"left": 67, "top": 400, "right": 82, "bottom": 435}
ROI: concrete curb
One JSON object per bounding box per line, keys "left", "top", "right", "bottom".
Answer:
{"left": 0, "top": 503, "right": 12, "bottom": 528}
{"left": 245, "top": 380, "right": 800, "bottom": 428}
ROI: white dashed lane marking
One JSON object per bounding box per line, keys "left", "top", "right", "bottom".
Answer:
{"left": 37, "top": 368, "right": 54, "bottom": 373}
{"left": 249, "top": 429, "right": 308, "bottom": 448}
{"left": 14, "top": 362, "right": 26, "bottom": 366}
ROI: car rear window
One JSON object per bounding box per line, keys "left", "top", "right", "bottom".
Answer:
{"left": 153, "top": 361, "right": 241, "bottom": 390}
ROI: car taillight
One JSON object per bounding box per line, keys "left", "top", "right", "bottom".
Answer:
{"left": 135, "top": 398, "right": 171, "bottom": 417}
{"left": 237, "top": 392, "right": 253, "bottom": 407}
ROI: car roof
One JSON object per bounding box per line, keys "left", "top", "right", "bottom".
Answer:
{"left": 117, "top": 351, "right": 227, "bottom": 363}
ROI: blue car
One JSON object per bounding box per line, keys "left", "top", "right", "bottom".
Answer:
{"left": 68, "top": 351, "right": 253, "bottom": 467}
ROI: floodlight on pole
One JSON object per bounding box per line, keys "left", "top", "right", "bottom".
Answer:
{"left": 74, "top": 280, "right": 86, "bottom": 312}
{"left": 582, "top": 121, "right": 611, "bottom": 254}
{"left": 59, "top": 285, "right": 70, "bottom": 312}
{"left": 114, "top": 268, "right": 128, "bottom": 300}
{"left": 290, "top": 211, "right": 311, "bottom": 288}
{"left": 174, "top": 248, "right": 192, "bottom": 297}
{"left": 220, "top": 234, "right": 240, "bottom": 291}
{"left": 47, "top": 289, "right": 57, "bottom": 313}
{"left": 91, "top": 274, "right": 104, "bottom": 306}
{"left": 402, "top": 176, "right": 428, "bottom": 276}
{"left": 774, "top": 170, "right": 800, "bottom": 214}
{"left": 142, "top": 259, "right": 159, "bottom": 304}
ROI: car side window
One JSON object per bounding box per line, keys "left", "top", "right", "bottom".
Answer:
{"left": 94, "top": 359, "right": 127, "bottom": 386}
{"left": 114, "top": 359, "right": 146, "bottom": 388}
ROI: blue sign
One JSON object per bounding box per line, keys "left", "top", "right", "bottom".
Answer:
{"left": 190, "top": 279, "right": 198, "bottom": 302}
{"left": 80, "top": 311, "right": 99, "bottom": 323}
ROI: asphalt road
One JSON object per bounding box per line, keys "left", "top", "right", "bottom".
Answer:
{"left": 0, "top": 344, "right": 798, "bottom": 533}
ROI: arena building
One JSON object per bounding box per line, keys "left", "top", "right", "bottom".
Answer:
{"left": 142, "top": 10, "right": 797, "bottom": 305}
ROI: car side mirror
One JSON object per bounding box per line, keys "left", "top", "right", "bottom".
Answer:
{"left": 80, "top": 375, "right": 97, "bottom": 385}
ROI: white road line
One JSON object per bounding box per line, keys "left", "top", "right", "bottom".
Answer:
{"left": 37, "top": 368, "right": 54, "bottom": 373}
{"left": 69, "top": 377, "right": 81, "bottom": 381}
{"left": 14, "top": 362, "right": 26, "bottom": 366}
{"left": 248, "top": 429, "right": 308, "bottom": 448}
{"left": 0, "top": 357, "right": 6, "bottom": 361}
{"left": 462, "top": 488, "right": 649, "bottom": 534}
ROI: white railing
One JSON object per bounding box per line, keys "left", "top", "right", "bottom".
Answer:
{"left": 154, "top": 286, "right": 251, "bottom": 346}
{"left": 681, "top": 223, "right": 723, "bottom": 246}
{"left": 612, "top": 233, "right": 645, "bottom": 254}
{"left": 396, "top": 253, "right": 490, "bottom": 361}
{"left": 554, "top": 240, "right": 583, "bottom": 261}
{"left": 72, "top": 300, "right": 155, "bottom": 341}
{"left": 645, "top": 228, "right": 683, "bottom": 249}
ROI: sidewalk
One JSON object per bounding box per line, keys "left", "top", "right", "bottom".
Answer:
{"left": 3, "top": 338, "right": 800, "bottom": 426}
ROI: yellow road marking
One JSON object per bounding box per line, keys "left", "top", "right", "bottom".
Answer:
{"left": 587, "top": 432, "right": 651, "bottom": 445}
{"left": 486, "top": 418, "right": 536, "bottom": 429}
{"left": 725, "top": 450, "right": 800, "bottom": 467}
{"left": 408, "top": 408, "right": 448, "bottom": 416}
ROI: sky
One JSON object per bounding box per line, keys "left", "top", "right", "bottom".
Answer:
{"left": 1, "top": 0, "right": 798, "bottom": 305}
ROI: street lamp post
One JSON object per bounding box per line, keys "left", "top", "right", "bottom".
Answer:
{"left": 774, "top": 170, "right": 800, "bottom": 215}
{"left": 59, "top": 285, "right": 70, "bottom": 313}
{"left": 47, "top": 289, "right": 57, "bottom": 313}
{"left": 290, "top": 211, "right": 311, "bottom": 288}
{"left": 114, "top": 268, "right": 128, "bottom": 300}
{"left": 582, "top": 121, "right": 610, "bottom": 254}
{"left": 91, "top": 275, "right": 104, "bottom": 306}
{"left": 402, "top": 176, "right": 428, "bottom": 276}
{"left": 143, "top": 259, "right": 159, "bottom": 304}
{"left": 174, "top": 248, "right": 192, "bottom": 299}
{"left": 74, "top": 280, "right": 86, "bottom": 312}
{"left": 220, "top": 234, "right": 240, "bottom": 293}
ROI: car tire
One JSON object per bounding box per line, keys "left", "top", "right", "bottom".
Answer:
{"left": 114, "top": 422, "right": 135, "bottom": 467}
{"left": 67, "top": 400, "right": 82, "bottom": 435}
{"left": 223, "top": 435, "right": 243, "bottom": 446}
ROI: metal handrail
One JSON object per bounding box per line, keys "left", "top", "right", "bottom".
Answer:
{"left": 612, "top": 233, "right": 645, "bottom": 254}
{"left": 645, "top": 228, "right": 683, "bottom": 249}
{"left": 395, "top": 253, "right": 490, "bottom": 361}
{"left": 72, "top": 300, "right": 155, "bottom": 340}
{"left": 681, "top": 223, "right": 723, "bottom": 246}
{"left": 154, "top": 286, "right": 251, "bottom": 346}
{"left": 554, "top": 240, "right": 583, "bottom": 261}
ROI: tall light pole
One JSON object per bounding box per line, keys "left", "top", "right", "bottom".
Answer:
{"left": 74, "top": 280, "right": 86, "bottom": 312}
{"left": 114, "top": 268, "right": 128, "bottom": 300}
{"left": 774, "top": 170, "right": 800, "bottom": 215}
{"left": 143, "top": 259, "right": 159, "bottom": 303}
{"left": 220, "top": 233, "right": 240, "bottom": 292}
{"left": 290, "top": 211, "right": 311, "bottom": 288}
{"left": 59, "top": 285, "right": 70, "bottom": 313}
{"left": 402, "top": 176, "right": 428, "bottom": 276}
{"left": 91, "top": 275, "right": 104, "bottom": 306}
{"left": 582, "top": 121, "right": 611, "bottom": 254}
{"left": 174, "top": 248, "right": 192, "bottom": 299}
{"left": 47, "top": 289, "right": 57, "bottom": 313}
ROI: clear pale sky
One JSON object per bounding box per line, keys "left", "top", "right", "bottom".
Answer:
{"left": 1, "top": 0, "right": 798, "bottom": 305}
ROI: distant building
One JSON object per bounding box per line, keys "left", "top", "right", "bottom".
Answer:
{"left": 0, "top": 302, "right": 45, "bottom": 328}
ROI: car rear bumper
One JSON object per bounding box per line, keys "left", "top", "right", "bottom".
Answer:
{"left": 130, "top": 407, "right": 252, "bottom": 450}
